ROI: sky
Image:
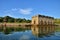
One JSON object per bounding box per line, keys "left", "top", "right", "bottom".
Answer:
{"left": 0, "top": 0, "right": 60, "bottom": 19}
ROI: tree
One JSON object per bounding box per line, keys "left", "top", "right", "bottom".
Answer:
{"left": 0, "top": 16, "right": 31, "bottom": 23}
{"left": 0, "top": 17, "right": 3, "bottom": 22}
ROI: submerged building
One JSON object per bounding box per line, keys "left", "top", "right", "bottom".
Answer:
{"left": 31, "top": 14, "right": 55, "bottom": 36}
{"left": 31, "top": 14, "right": 54, "bottom": 25}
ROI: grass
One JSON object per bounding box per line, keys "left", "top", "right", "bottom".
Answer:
{"left": 55, "top": 26, "right": 60, "bottom": 31}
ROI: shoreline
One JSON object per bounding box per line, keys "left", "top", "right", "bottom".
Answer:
{"left": 0, "top": 23, "right": 31, "bottom": 28}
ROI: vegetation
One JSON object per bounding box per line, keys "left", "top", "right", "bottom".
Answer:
{"left": 0, "top": 16, "right": 31, "bottom": 23}
{"left": 55, "top": 26, "right": 60, "bottom": 32}
{"left": 54, "top": 19, "right": 60, "bottom": 24}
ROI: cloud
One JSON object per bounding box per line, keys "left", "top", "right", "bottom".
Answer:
{"left": 3, "top": 8, "right": 19, "bottom": 16}
{"left": 19, "top": 8, "right": 33, "bottom": 14}
{"left": 2, "top": 8, "right": 33, "bottom": 17}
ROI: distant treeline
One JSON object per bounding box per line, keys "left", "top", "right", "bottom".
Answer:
{"left": 0, "top": 16, "right": 31, "bottom": 23}
{"left": 54, "top": 19, "right": 60, "bottom": 24}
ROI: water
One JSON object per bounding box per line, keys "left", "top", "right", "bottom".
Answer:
{"left": 0, "top": 26, "right": 60, "bottom": 40}
{"left": 0, "top": 30, "right": 60, "bottom": 40}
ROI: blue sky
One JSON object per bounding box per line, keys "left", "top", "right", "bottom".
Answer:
{"left": 0, "top": 0, "right": 60, "bottom": 19}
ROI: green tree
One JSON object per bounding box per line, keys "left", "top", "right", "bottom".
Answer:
{"left": 0, "top": 17, "right": 3, "bottom": 22}
{"left": 0, "top": 16, "right": 31, "bottom": 23}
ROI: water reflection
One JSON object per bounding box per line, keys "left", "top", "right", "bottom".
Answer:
{"left": 31, "top": 25, "right": 55, "bottom": 38}
{"left": 0, "top": 26, "right": 30, "bottom": 34}
{"left": 0, "top": 26, "right": 60, "bottom": 40}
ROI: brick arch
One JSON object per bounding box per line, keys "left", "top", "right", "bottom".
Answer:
{"left": 40, "top": 20, "right": 43, "bottom": 25}
{"left": 48, "top": 21, "right": 49, "bottom": 25}
{"left": 34, "top": 20, "right": 36, "bottom": 24}
{"left": 45, "top": 21, "right": 47, "bottom": 25}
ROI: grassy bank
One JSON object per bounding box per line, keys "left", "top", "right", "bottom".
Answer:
{"left": 55, "top": 26, "right": 60, "bottom": 31}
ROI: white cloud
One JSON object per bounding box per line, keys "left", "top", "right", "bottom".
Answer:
{"left": 19, "top": 8, "right": 33, "bottom": 14}
{"left": 3, "top": 8, "right": 18, "bottom": 17}
{"left": 3, "top": 8, "right": 33, "bottom": 17}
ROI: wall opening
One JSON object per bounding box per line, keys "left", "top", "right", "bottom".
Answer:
{"left": 34, "top": 20, "right": 35, "bottom": 24}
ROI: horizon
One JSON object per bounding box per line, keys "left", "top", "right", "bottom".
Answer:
{"left": 0, "top": 15, "right": 59, "bottom": 20}
{"left": 0, "top": 0, "right": 60, "bottom": 19}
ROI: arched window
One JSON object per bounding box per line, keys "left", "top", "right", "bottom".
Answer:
{"left": 41, "top": 20, "right": 43, "bottom": 25}
{"left": 39, "top": 20, "right": 41, "bottom": 25}
{"left": 52, "top": 21, "right": 53, "bottom": 25}
{"left": 43, "top": 20, "right": 45, "bottom": 25}
{"left": 48, "top": 21, "right": 49, "bottom": 25}
{"left": 45, "top": 21, "right": 47, "bottom": 25}
{"left": 47, "top": 21, "right": 48, "bottom": 25}
{"left": 34, "top": 20, "right": 35, "bottom": 24}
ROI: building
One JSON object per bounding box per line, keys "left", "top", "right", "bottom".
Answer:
{"left": 31, "top": 14, "right": 55, "bottom": 36}
{"left": 31, "top": 14, "right": 54, "bottom": 25}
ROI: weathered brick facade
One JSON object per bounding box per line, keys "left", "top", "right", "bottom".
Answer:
{"left": 31, "top": 14, "right": 54, "bottom": 25}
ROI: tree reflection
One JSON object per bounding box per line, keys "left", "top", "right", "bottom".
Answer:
{"left": 0, "top": 27, "right": 30, "bottom": 34}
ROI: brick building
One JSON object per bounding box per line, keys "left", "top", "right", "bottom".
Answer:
{"left": 31, "top": 14, "right": 55, "bottom": 36}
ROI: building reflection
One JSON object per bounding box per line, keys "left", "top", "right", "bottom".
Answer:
{"left": 31, "top": 25, "right": 55, "bottom": 37}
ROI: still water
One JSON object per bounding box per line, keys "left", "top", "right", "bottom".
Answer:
{"left": 0, "top": 27, "right": 60, "bottom": 40}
